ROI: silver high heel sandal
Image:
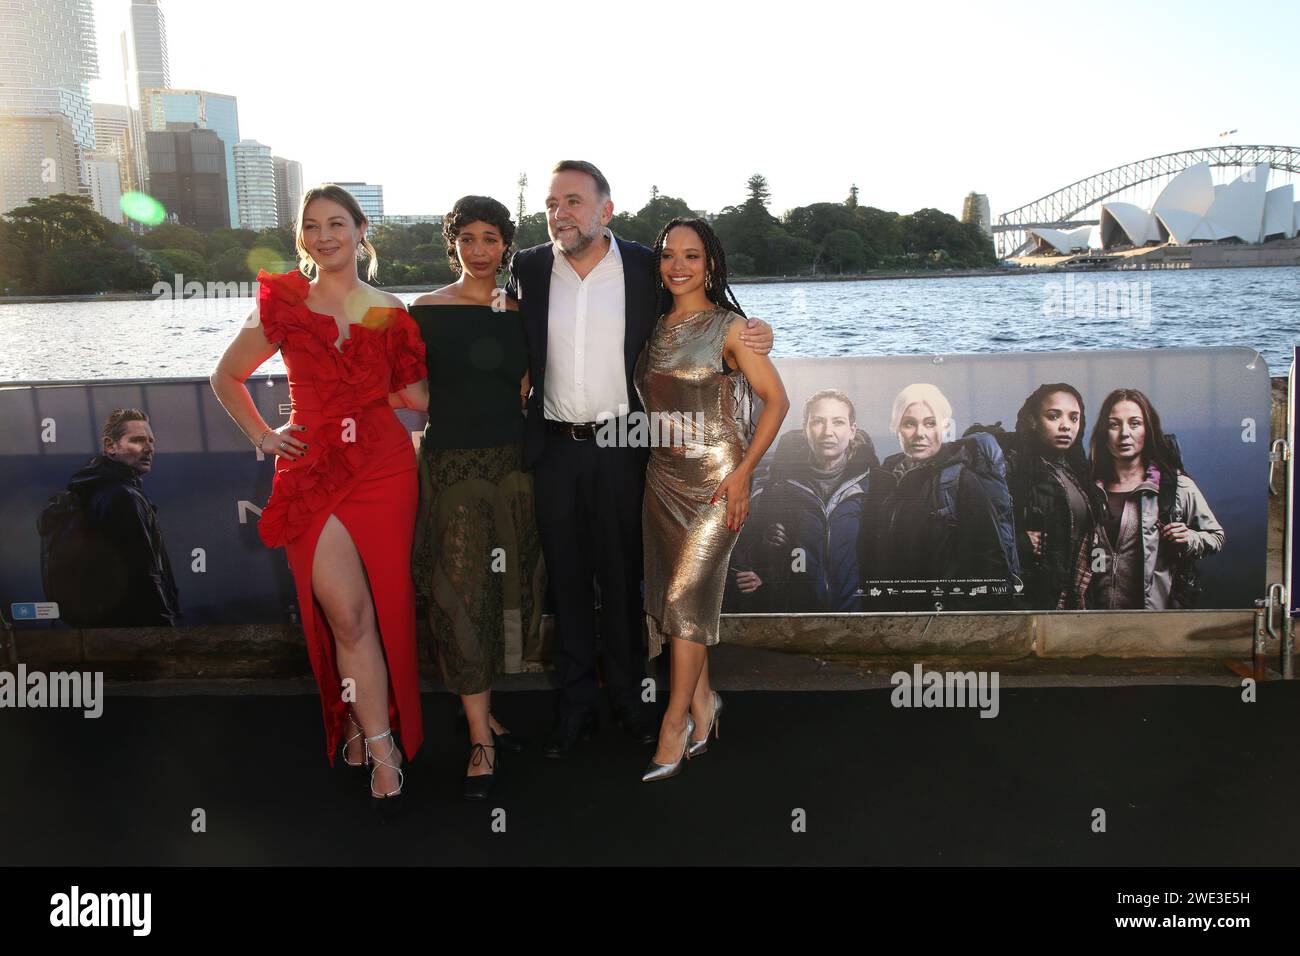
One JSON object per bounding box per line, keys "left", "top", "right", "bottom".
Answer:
{"left": 341, "top": 712, "right": 369, "bottom": 768}
{"left": 641, "top": 714, "right": 695, "bottom": 783}
{"left": 365, "top": 729, "right": 405, "bottom": 819}
{"left": 688, "top": 691, "right": 723, "bottom": 758}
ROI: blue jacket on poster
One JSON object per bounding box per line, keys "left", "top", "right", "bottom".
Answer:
{"left": 727, "top": 428, "right": 891, "bottom": 612}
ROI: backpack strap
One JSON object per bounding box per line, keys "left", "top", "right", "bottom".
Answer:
{"left": 935, "top": 461, "right": 964, "bottom": 528}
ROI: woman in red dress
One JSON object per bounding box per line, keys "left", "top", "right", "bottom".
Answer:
{"left": 210, "top": 184, "right": 428, "bottom": 817}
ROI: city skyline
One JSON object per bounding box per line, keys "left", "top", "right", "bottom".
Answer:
{"left": 66, "top": 0, "right": 1300, "bottom": 224}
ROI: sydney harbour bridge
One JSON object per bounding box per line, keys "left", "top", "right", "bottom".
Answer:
{"left": 993, "top": 145, "right": 1300, "bottom": 259}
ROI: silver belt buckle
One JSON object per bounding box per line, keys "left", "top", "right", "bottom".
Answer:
{"left": 570, "top": 423, "right": 590, "bottom": 441}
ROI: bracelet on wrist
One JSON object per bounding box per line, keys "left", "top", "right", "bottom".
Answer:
{"left": 256, "top": 428, "right": 272, "bottom": 451}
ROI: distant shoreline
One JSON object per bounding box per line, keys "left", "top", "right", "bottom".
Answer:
{"left": 3, "top": 260, "right": 1296, "bottom": 304}
{"left": 0, "top": 269, "right": 1047, "bottom": 304}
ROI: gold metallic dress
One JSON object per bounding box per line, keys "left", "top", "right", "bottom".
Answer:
{"left": 635, "top": 308, "right": 751, "bottom": 658}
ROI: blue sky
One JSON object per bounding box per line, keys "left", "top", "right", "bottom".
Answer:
{"left": 88, "top": 0, "right": 1300, "bottom": 221}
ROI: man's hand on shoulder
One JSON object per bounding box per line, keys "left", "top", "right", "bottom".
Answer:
{"left": 740, "top": 317, "right": 774, "bottom": 356}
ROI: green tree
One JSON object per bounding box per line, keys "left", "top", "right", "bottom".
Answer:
{"left": 784, "top": 202, "right": 866, "bottom": 249}
{"left": 2, "top": 194, "right": 159, "bottom": 293}
{"left": 43, "top": 242, "right": 159, "bottom": 294}
{"left": 727, "top": 251, "right": 756, "bottom": 276}
{"left": 5, "top": 194, "right": 112, "bottom": 289}
{"left": 0, "top": 219, "right": 23, "bottom": 292}
{"left": 513, "top": 212, "right": 549, "bottom": 251}
{"left": 855, "top": 206, "right": 905, "bottom": 265}
{"left": 744, "top": 174, "right": 771, "bottom": 210}
{"left": 204, "top": 228, "right": 258, "bottom": 260}
{"left": 820, "top": 229, "right": 868, "bottom": 273}
{"left": 150, "top": 248, "right": 209, "bottom": 284}
{"left": 636, "top": 193, "right": 694, "bottom": 241}
{"left": 898, "top": 208, "right": 995, "bottom": 268}
{"left": 137, "top": 223, "right": 207, "bottom": 256}
{"left": 210, "top": 246, "right": 254, "bottom": 283}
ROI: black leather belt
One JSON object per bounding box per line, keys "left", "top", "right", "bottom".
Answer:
{"left": 546, "top": 419, "right": 601, "bottom": 441}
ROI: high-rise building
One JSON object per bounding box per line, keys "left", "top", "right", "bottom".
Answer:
{"left": 86, "top": 151, "right": 123, "bottom": 223}
{"left": 962, "top": 192, "right": 992, "bottom": 237}
{"left": 273, "top": 156, "right": 303, "bottom": 227}
{"left": 92, "top": 102, "right": 133, "bottom": 197}
{"left": 144, "top": 89, "right": 241, "bottom": 227}
{"left": 334, "top": 182, "right": 384, "bottom": 225}
{"left": 92, "top": 103, "right": 130, "bottom": 162}
{"left": 145, "top": 126, "right": 230, "bottom": 232}
{"left": 128, "top": 1, "right": 170, "bottom": 92}
{"left": 144, "top": 88, "right": 241, "bottom": 230}
{"left": 117, "top": 1, "right": 170, "bottom": 197}
{"left": 0, "top": 114, "right": 80, "bottom": 215}
{"left": 0, "top": 0, "right": 100, "bottom": 214}
{"left": 234, "top": 139, "right": 277, "bottom": 231}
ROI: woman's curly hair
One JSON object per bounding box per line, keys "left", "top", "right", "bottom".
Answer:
{"left": 442, "top": 195, "right": 516, "bottom": 274}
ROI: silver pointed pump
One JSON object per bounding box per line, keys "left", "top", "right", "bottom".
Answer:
{"left": 641, "top": 714, "right": 695, "bottom": 783}
{"left": 688, "top": 691, "right": 722, "bottom": 758}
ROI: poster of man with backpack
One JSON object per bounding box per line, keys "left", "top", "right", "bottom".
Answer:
{"left": 37, "top": 408, "right": 181, "bottom": 628}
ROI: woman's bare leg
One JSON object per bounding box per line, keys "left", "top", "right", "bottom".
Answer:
{"left": 312, "top": 514, "right": 401, "bottom": 794}
{"left": 652, "top": 637, "right": 707, "bottom": 765}
{"left": 463, "top": 690, "right": 494, "bottom": 776}
{"left": 688, "top": 654, "right": 715, "bottom": 742}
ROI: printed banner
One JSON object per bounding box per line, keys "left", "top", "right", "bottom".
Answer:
{"left": 0, "top": 345, "right": 1271, "bottom": 630}
{"left": 722, "top": 346, "right": 1269, "bottom": 613}
{"left": 0, "top": 376, "right": 424, "bottom": 627}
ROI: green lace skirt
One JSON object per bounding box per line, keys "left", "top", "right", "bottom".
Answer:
{"left": 411, "top": 443, "right": 546, "bottom": 695}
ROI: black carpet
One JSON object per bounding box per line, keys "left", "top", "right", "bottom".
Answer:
{"left": 3, "top": 684, "right": 1298, "bottom": 866}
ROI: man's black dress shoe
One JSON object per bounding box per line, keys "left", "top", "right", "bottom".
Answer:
{"left": 543, "top": 712, "right": 596, "bottom": 759}
{"left": 492, "top": 728, "right": 528, "bottom": 754}
{"left": 614, "top": 709, "right": 657, "bottom": 745}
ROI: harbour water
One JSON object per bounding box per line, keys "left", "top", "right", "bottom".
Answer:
{"left": 1, "top": 266, "right": 1297, "bottom": 382}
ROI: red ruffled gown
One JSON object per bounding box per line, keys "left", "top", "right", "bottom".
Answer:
{"left": 254, "top": 270, "right": 426, "bottom": 764}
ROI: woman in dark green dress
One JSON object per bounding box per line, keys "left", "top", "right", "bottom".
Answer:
{"left": 410, "top": 196, "right": 545, "bottom": 800}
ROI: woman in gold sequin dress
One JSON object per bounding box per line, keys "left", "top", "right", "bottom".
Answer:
{"left": 634, "top": 217, "right": 789, "bottom": 782}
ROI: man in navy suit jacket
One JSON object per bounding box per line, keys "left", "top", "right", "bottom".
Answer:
{"left": 507, "top": 160, "right": 772, "bottom": 757}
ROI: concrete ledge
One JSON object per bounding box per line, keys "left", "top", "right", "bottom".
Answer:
{"left": 720, "top": 610, "right": 1254, "bottom": 660}
{"left": 7, "top": 608, "right": 1261, "bottom": 677}
{"left": 721, "top": 613, "right": 1034, "bottom": 659}
{"left": 13, "top": 628, "right": 83, "bottom": 666}
{"left": 1034, "top": 611, "right": 1253, "bottom": 659}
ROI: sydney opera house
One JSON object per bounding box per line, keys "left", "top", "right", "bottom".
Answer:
{"left": 1029, "top": 162, "right": 1300, "bottom": 256}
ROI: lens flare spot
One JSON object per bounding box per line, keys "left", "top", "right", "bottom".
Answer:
{"left": 246, "top": 246, "right": 290, "bottom": 275}
{"left": 120, "top": 192, "right": 166, "bottom": 226}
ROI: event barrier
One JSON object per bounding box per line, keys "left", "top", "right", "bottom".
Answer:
{"left": 0, "top": 346, "right": 1275, "bottom": 640}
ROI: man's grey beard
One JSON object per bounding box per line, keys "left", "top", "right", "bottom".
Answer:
{"left": 556, "top": 223, "right": 601, "bottom": 258}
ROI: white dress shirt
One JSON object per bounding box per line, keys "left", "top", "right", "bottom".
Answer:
{"left": 543, "top": 229, "right": 629, "bottom": 423}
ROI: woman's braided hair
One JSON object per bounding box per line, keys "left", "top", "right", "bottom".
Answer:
{"left": 650, "top": 217, "right": 746, "bottom": 319}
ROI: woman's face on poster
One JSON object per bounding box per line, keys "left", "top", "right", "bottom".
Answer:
{"left": 1106, "top": 399, "right": 1146, "bottom": 462}
{"left": 1034, "top": 390, "right": 1082, "bottom": 454}
{"left": 898, "top": 402, "right": 942, "bottom": 460}
{"left": 805, "top": 397, "right": 854, "bottom": 466}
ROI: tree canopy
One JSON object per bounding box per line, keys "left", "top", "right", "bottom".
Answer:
{"left": 1, "top": 178, "right": 998, "bottom": 295}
